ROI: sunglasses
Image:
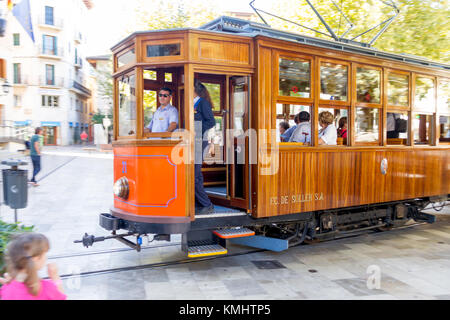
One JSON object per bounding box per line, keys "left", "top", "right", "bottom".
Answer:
{"left": 158, "top": 94, "right": 170, "bottom": 98}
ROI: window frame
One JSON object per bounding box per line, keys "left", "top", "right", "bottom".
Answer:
{"left": 386, "top": 69, "right": 411, "bottom": 111}
{"left": 115, "top": 70, "right": 137, "bottom": 140}
{"left": 354, "top": 64, "right": 383, "bottom": 108}
{"left": 437, "top": 77, "right": 450, "bottom": 115}
{"left": 115, "top": 45, "right": 136, "bottom": 74}
{"left": 275, "top": 51, "right": 314, "bottom": 105}
{"left": 318, "top": 58, "right": 351, "bottom": 106}
{"left": 45, "top": 6, "right": 54, "bottom": 26}
{"left": 412, "top": 111, "right": 435, "bottom": 146}
{"left": 141, "top": 38, "right": 185, "bottom": 64}
{"left": 13, "top": 33, "right": 20, "bottom": 46}
{"left": 413, "top": 73, "right": 436, "bottom": 114}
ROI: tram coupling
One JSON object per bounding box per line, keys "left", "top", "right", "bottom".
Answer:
{"left": 74, "top": 231, "right": 143, "bottom": 251}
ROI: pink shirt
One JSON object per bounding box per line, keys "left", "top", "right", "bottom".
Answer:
{"left": 0, "top": 279, "right": 67, "bottom": 300}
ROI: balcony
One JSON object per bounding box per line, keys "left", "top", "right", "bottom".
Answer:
{"left": 74, "top": 32, "right": 83, "bottom": 44}
{"left": 38, "top": 45, "right": 64, "bottom": 60}
{"left": 74, "top": 57, "right": 83, "bottom": 68}
{"left": 37, "top": 16, "right": 64, "bottom": 30}
{"left": 70, "top": 79, "right": 91, "bottom": 97}
{"left": 13, "top": 76, "right": 31, "bottom": 87}
{"left": 39, "top": 76, "right": 64, "bottom": 88}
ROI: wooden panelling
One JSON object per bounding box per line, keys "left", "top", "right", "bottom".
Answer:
{"left": 198, "top": 39, "right": 250, "bottom": 65}
{"left": 256, "top": 147, "right": 449, "bottom": 218}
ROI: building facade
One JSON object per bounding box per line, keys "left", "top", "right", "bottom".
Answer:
{"left": 0, "top": 0, "right": 13, "bottom": 125}
{"left": 3, "top": 0, "right": 94, "bottom": 145}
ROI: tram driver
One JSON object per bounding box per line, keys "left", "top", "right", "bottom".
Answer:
{"left": 144, "top": 87, "right": 179, "bottom": 133}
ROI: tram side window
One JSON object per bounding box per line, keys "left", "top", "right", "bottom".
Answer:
{"left": 415, "top": 76, "right": 435, "bottom": 112}
{"left": 320, "top": 62, "right": 348, "bottom": 101}
{"left": 388, "top": 73, "right": 409, "bottom": 107}
{"left": 318, "top": 107, "right": 347, "bottom": 145}
{"left": 118, "top": 74, "right": 136, "bottom": 136}
{"left": 356, "top": 67, "right": 381, "bottom": 104}
{"left": 277, "top": 104, "right": 311, "bottom": 144}
{"left": 355, "top": 107, "right": 380, "bottom": 145}
{"left": 117, "top": 48, "right": 136, "bottom": 69}
{"left": 438, "top": 80, "right": 450, "bottom": 114}
{"left": 439, "top": 116, "right": 450, "bottom": 143}
{"left": 279, "top": 58, "right": 310, "bottom": 98}
{"left": 387, "top": 112, "right": 409, "bottom": 145}
{"left": 413, "top": 114, "right": 433, "bottom": 145}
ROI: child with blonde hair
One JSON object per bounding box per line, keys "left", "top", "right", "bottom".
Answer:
{"left": 0, "top": 233, "right": 66, "bottom": 300}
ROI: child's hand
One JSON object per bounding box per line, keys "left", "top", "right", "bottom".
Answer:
{"left": 0, "top": 273, "right": 11, "bottom": 284}
{"left": 47, "top": 263, "right": 60, "bottom": 281}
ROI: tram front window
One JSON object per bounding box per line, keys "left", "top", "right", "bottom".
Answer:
{"left": 142, "top": 67, "right": 183, "bottom": 137}
{"left": 118, "top": 73, "right": 136, "bottom": 136}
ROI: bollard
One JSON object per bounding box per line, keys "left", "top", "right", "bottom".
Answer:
{"left": 1, "top": 159, "right": 28, "bottom": 223}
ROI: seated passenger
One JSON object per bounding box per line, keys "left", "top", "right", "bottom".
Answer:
{"left": 337, "top": 117, "right": 348, "bottom": 139}
{"left": 318, "top": 111, "right": 337, "bottom": 145}
{"left": 279, "top": 121, "right": 290, "bottom": 141}
{"left": 280, "top": 113, "right": 300, "bottom": 142}
{"left": 144, "top": 87, "right": 178, "bottom": 133}
{"left": 289, "top": 111, "right": 311, "bottom": 144}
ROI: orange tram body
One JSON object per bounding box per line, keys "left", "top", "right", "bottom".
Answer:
{"left": 81, "top": 17, "right": 450, "bottom": 258}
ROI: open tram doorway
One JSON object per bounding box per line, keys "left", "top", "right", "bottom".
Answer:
{"left": 140, "top": 67, "right": 250, "bottom": 211}
{"left": 195, "top": 73, "right": 250, "bottom": 211}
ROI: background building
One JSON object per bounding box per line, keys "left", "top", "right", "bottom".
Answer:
{"left": 3, "top": 0, "right": 94, "bottom": 145}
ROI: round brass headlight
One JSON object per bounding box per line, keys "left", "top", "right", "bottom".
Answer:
{"left": 113, "top": 177, "right": 129, "bottom": 199}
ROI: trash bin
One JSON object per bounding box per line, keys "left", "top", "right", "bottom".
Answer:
{"left": 2, "top": 160, "right": 28, "bottom": 209}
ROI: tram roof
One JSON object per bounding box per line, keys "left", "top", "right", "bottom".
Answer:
{"left": 113, "top": 16, "right": 450, "bottom": 72}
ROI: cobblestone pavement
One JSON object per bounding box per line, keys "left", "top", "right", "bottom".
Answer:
{"left": 0, "top": 146, "right": 449, "bottom": 300}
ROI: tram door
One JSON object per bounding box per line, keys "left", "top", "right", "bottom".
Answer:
{"left": 228, "top": 76, "right": 249, "bottom": 209}
{"left": 197, "top": 74, "right": 250, "bottom": 210}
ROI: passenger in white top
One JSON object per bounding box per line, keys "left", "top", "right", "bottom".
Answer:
{"left": 318, "top": 111, "right": 337, "bottom": 145}
{"left": 289, "top": 111, "right": 311, "bottom": 144}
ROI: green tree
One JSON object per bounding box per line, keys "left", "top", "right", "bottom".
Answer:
{"left": 263, "top": 0, "right": 449, "bottom": 63}
{"left": 133, "top": 0, "right": 220, "bottom": 31}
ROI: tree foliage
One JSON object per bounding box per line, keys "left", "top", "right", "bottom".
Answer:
{"left": 133, "top": 0, "right": 219, "bottom": 31}
{"left": 0, "top": 220, "right": 33, "bottom": 277}
{"left": 263, "top": 0, "right": 449, "bottom": 63}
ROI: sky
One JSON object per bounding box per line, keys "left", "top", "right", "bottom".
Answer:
{"left": 85, "top": 0, "right": 274, "bottom": 56}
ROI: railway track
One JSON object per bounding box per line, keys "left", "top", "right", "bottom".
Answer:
{"left": 50, "top": 220, "right": 443, "bottom": 281}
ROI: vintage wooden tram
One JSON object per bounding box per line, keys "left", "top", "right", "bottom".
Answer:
{"left": 78, "top": 16, "right": 450, "bottom": 257}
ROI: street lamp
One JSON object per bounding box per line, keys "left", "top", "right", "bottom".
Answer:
{"left": 0, "top": 79, "right": 11, "bottom": 95}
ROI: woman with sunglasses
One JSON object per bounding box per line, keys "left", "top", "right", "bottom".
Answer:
{"left": 145, "top": 87, "right": 178, "bottom": 133}
{"left": 193, "top": 80, "right": 216, "bottom": 215}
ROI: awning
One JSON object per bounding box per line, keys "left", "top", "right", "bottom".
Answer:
{"left": 41, "top": 121, "right": 61, "bottom": 127}
{"left": 14, "top": 120, "right": 32, "bottom": 126}
{"left": 69, "top": 122, "right": 73, "bottom": 127}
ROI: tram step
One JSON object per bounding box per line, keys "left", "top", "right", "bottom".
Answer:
{"left": 187, "top": 244, "right": 228, "bottom": 258}
{"left": 212, "top": 227, "right": 255, "bottom": 239}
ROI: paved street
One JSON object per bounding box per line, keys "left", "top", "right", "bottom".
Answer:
{"left": 0, "top": 146, "right": 449, "bottom": 300}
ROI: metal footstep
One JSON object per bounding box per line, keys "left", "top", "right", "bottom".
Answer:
{"left": 187, "top": 244, "right": 228, "bottom": 258}
{"left": 212, "top": 227, "right": 255, "bottom": 239}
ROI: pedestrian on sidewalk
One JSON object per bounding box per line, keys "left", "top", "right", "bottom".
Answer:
{"left": 80, "top": 131, "right": 88, "bottom": 145}
{"left": 0, "top": 233, "right": 66, "bottom": 300}
{"left": 29, "top": 127, "right": 43, "bottom": 187}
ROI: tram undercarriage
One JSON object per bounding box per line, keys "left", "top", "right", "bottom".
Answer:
{"left": 75, "top": 197, "right": 446, "bottom": 258}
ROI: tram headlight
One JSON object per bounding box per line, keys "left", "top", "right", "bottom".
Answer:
{"left": 113, "top": 177, "right": 129, "bottom": 200}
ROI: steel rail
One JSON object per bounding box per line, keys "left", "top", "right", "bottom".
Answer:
{"left": 51, "top": 220, "right": 441, "bottom": 281}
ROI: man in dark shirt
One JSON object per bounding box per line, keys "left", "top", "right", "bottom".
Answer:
{"left": 29, "top": 127, "right": 43, "bottom": 186}
{"left": 193, "top": 81, "right": 216, "bottom": 215}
